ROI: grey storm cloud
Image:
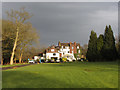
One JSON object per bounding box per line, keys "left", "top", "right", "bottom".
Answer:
{"left": 2, "top": 2, "right": 118, "bottom": 47}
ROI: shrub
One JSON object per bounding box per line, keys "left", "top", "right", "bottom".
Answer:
{"left": 36, "top": 59, "right": 40, "bottom": 63}
{"left": 62, "top": 58, "right": 67, "bottom": 62}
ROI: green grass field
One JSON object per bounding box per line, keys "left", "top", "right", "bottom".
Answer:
{"left": 2, "top": 61, "right": 118, "bottom": 88}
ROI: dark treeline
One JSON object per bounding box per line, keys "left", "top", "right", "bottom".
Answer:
{"left": 118, "top": 33, "right": 120, "bottom": 59}
{"left": 86, "top": 25, "right": 118, "bottom": 62}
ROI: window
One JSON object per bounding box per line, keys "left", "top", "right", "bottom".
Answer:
{"left": 77, "top": 46, "right": 79, "bottom": 49}
{"left": 53, "top": 53, "right": 56, "bottom": 56}
{"left": 78, "top": 50, "right": 80, "bottom": 53}
{"left": 68, "top": 51, "right": 69, "bottom": 53}
{"left": 65, "top": 46, "right": 69, "bottom": 49}
{"left": 51, "top": 49, "right": 54, "bottom": 52}
{"left": 72, "top": 47, "right": 74, "bottom": 49}
{"left": 72, "top": 51, "right": 73, "bottom": 53}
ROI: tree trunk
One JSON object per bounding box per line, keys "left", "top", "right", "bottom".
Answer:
{"left": 14, "top": 57, "right": 16, "bottom": 64}
{"left": 19, "top": 45, "right": 26, "bottom": 63}
{"left": 1, "top": 59, "right": 3, "bottom": 65}
{"left": 19, "top": 52, "right": 23, "bottom": 63}
{"left": 10, "top": 28, "right": 19, "bottom": 65}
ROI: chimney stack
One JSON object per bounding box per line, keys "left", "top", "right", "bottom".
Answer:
{"left": 58, "top": 41, "right": 61, "bottom": 46}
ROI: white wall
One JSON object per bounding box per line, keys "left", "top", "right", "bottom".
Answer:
{"left": 60, "top": 48, "right": 70, "bottom": 57}
{"left": 46, "top": 53, "right": 59, "bottom": 59}
{"left": 59, "top": 47, "right": 76, "bottom": 60}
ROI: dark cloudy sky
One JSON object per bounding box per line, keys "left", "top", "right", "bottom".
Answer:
{"left": 2, "top": 2, "right": 118, "bottom": 47}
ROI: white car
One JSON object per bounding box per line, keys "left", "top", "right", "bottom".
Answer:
{"left": 56, "top": 60, "right": 60, "bottom": 63}
{"left": 67, "top": 58, "right": 73, "bottom": 62}
{"left": 28, "top": 60, "right": 35, "bottom": 63}
{"left": 51, "top": 60, "right": 54, "bottom": 63}
{"left": 45, "top": 60, "right": 48, "bottom": 63}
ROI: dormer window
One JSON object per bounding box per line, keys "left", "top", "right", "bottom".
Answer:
{"left": 51, "top": 49, "right": 54, "bottom": 52}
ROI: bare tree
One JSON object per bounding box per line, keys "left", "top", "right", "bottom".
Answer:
{"left": 17, "top": 23, "right": 39, "bottom": 63}
{"left": 6, "top": 7, "right": 33, "bottom": 65}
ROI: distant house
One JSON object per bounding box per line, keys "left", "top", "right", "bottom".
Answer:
{"left": 34, "top": 41, "right": 81, "bottom": 62}
{"left": 46, "top": 45, "right": 60, "bottom": 60}
{"left": 45, "top": 41, "right": 81, "bottom": 61}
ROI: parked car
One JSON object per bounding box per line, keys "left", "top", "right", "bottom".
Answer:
{"left": 45, "top": 60, "right": 48, "bottom": 63}
{"left": 80, "top": 58, "right": 85, "bottom": 62}
{"left": 56, "top": 60, "right": 60, "bottom": 63}
{"left": 73, "top": 59, "right": 76, "bottom": 62}
{"left": 28, "top": 60, "right": 35, "bottom": 63}
{"left": 67, "top": 58, "right": 73, "bottom": 62}
{"left": 51, "top": 60, "right": 54, "bottom": 63}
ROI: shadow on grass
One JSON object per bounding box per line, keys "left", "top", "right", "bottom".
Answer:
{"left": 2, "top": 62, "right": 118, "bottom": 88}
{"left": 2, "top": 70, "right": 81, "bottom": 88}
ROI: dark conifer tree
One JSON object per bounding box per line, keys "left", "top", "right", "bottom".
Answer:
{"left": 96, "top": 34, "right": 104, "bottom": 61}
{"left": 86, "top": 30, "right": 97, "bottom": 62}
{"left": 118, "top": 34, "right": 120, "bottom": 59}
{"left": 102, "top": 25, "right": 117, "bottom": 61}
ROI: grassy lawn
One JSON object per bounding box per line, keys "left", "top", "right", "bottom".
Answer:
{"left": 1, "top": 63, "right": 30, "bottom": 67}
{"left": 2, "top": 61, "right": 118, "bottom": 88}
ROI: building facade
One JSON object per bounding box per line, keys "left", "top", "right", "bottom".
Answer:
{"left": 45, "top": 41, "right": 81, "bottom": 61}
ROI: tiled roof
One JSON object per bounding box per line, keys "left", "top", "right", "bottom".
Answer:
{"left": 60, "top": 43, "right": 70, "bottom": 46}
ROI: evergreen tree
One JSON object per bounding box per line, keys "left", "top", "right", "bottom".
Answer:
{"left": 96, "top": 34, "right": 104, "bottom": 61}
{"left": 86, "top": 30, "right": 97, "bottom": 62}
{"left": 102, "top": 25, "right": 117, "bottom": 61}
{"left": 118, "top": 33, "right": 120, "bottom": 59}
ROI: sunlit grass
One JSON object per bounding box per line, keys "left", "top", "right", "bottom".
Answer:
{"left": 2, "top": 61, "right": 118, "bottom": 88}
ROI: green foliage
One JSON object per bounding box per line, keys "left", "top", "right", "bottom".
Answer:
{"left": 80, "top": 44, "right": 88, "bottom": 57}
{"left": 87, "top": 25, "right": 118, "bottom": 61}
{"left": 96, "top": 34, "right": 104, "bottom": 61}
{"left": 86, "top": 30, "right": 97, "bottom": 61}
{"left": 2, "top": 20, "right": 15, "bottom": 64}
{"left": 118, "top": 33, "right": 120, "bottom": 59}
{"left": 36, "top": 59, "right": 40, "bottom": 63}
{"left": 102, "top": 25, "right": 117, "bottom": 61}
{"left": 74, "top": 54, "right": 80, "bottom": 60}
{"left": 62, "top": 57, "right": 67, "bottom": 62}
{"left": 2, "top": 8, "right": 40, "bottom": 64}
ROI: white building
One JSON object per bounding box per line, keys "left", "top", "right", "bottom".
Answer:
{"left": 45, "top": 42, "right": 81, "bottom": 61}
